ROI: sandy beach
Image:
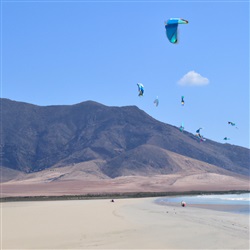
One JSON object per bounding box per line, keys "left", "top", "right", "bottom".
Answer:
{"left": 1, "top": 197, "right": 249, "bottom": 249}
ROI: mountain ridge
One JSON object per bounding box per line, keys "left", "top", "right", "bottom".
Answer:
{"left": 1, "top": 98, "right": 249, "bottom": 180}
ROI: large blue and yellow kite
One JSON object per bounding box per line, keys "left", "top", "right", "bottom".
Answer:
{"left": 165, "top": 18, "right": 188, "bottom": 44}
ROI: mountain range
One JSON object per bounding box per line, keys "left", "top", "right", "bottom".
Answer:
{"left": 1, "top": 98, "right": 249, "bottom": 196}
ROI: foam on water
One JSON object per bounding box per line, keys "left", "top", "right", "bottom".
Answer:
{"left": 156, "top": 193, "right": 250, "bottom": 214}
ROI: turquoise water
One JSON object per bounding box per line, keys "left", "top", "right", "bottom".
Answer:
{"left": 156, "top": 193, "right": 250, "bottom": 214}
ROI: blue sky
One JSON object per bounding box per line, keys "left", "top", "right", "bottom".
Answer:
{"left": 1, "top": 0, "right": 249, "bottom": 148}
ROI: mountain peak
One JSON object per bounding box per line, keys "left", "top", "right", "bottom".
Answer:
{"left": 1, "top": 98, "right": 249, "bottom": 178}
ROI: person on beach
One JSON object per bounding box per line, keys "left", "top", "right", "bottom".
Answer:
{"left": 181, "top": 201, "right": 186, "bottom": 207}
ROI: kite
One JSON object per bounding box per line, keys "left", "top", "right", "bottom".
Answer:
{"left": 228, "top": 121, "right": 238, "bottom": 128}
{"left": 196, "top": 128, "right": 202, "bottom": 134}
{"left": 228, "top": 121, "right": 236, "bottom": 126}
{"left": 181, "top": 96, "right": 185, "bottom": 106}
{"left": 195, "top": 128, "right": 206, "bottom": 142}
{"left": 228, "top": 121, "right": 238, "bottom": 129}
{"left": 154, "top": 96, "right": 159, "bottom": 107}
{"left": 223, "top": 137, "right": 230, "bottom": 141}
{"left": 179, "top": 122, "right": 184, "bottom": 132}
{"left": 137, "top": 83, "right": 144, "bottom": 96}
{"left": 165, "top": 18, "right": 188, "bottom": 44}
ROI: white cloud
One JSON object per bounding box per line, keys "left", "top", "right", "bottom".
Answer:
{"left": 177, "top": 70, "right": 209, "bottom": 86}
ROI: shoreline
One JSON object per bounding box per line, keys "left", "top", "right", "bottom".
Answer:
{"left": 156, "top": 200, "right": 250, "bottom": 215}
{"left": 1, "top": 189, "right": 249, "bottom": 203}
{"left": 2, "top": 196, "right": 249, "bottom": 249}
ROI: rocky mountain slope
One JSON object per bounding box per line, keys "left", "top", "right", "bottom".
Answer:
{"left": 1, "top": 98, "right": 249, "bottom": 180}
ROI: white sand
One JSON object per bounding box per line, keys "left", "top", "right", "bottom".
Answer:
{"left": 1, "top": 198, "right": 249, "bottom": 249}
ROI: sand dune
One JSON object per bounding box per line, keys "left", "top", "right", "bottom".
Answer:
{"left": 1, "top": 162, "right": 249, "bottom": 198}
{"left": 1, "top": 172, "right": 249, "bottom": 198}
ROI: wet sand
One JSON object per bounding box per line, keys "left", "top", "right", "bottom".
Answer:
{"left": 187, "top": 203, "right": 249, "bottom": 214}
{"left": 1, "top": 197, "right": 249, "bottom": 249}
